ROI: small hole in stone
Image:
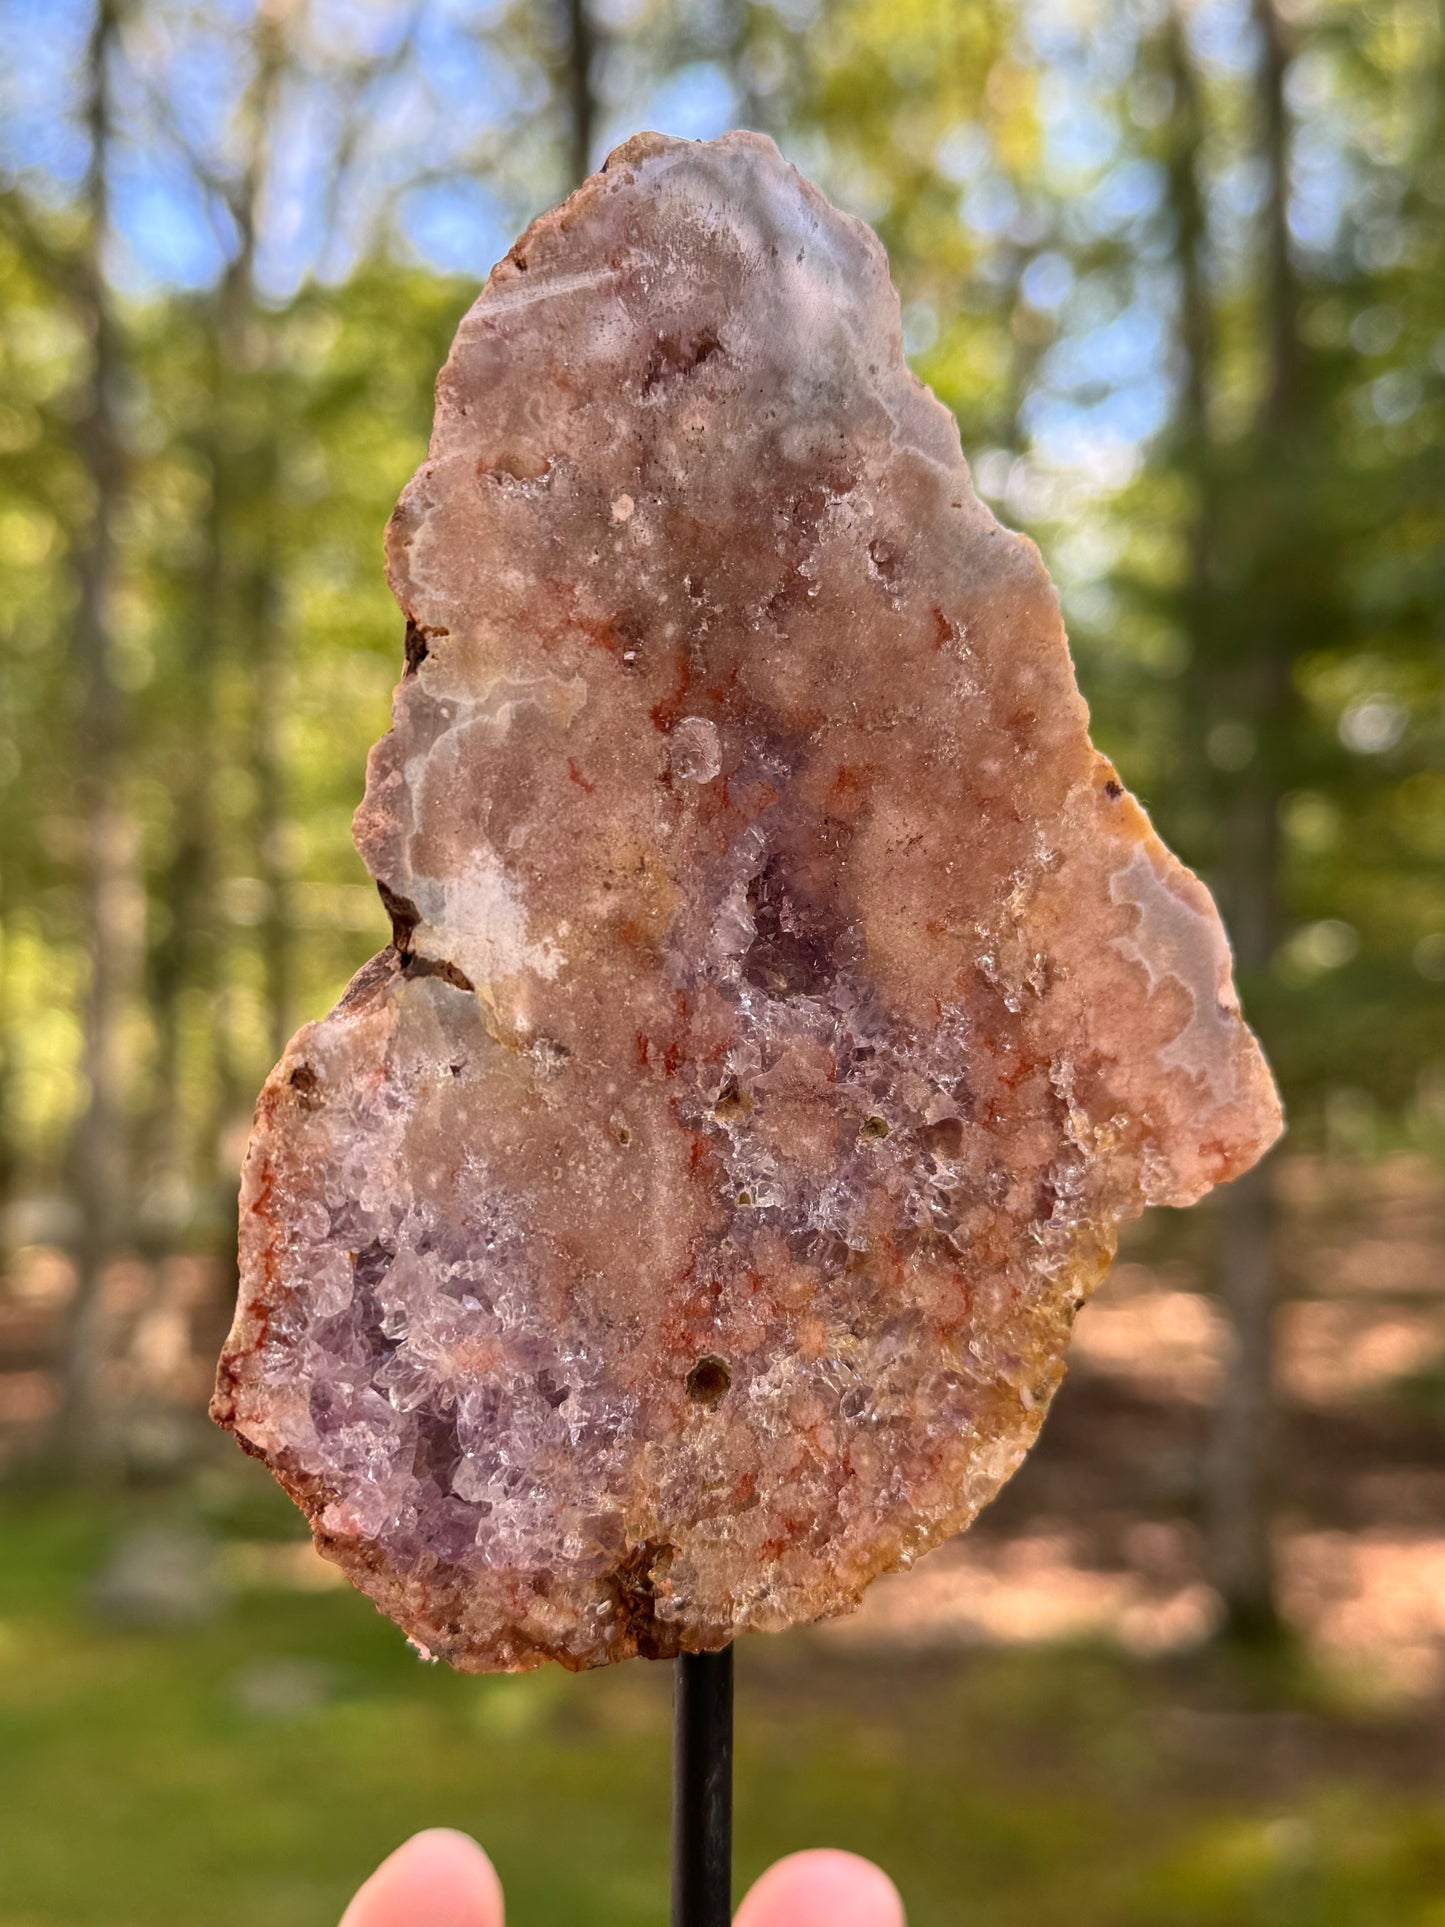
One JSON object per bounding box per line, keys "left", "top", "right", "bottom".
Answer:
{"left": 860, "top": 1114, "right": 889, "bottom": 1140}
{"left": 287, "top": 1063, "right": 321, "bottom": 1106}
{"left": 1104, "top": 778, "right": 1123, "bottom": 800}
{"left": 919, "top": 1116, "right": 964, "bottom": 1160}
{"left": 685, "top": 1356, "right": 731, "bottom": 1407}
{"left": 735, "top": 1190, "right": 752, "bottom": 1206}
{"left": 713, "top": 1078, "right": 752, "bottom": 1123}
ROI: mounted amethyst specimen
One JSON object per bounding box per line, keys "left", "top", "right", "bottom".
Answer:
{"left": 212, "top": 132, "right": 1282, "bottom": 1671}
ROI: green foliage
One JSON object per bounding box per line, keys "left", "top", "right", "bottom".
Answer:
{"left": 4, "top": 1486, "right": 1445, "bottom": 1926}
{"left": 794, "top": 0, "right": 1445, "bottom": 1145}
{"left": 2, "top": 0, "right": 1442, "bottom": 1240}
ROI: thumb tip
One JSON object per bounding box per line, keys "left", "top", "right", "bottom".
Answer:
{"left": 735, "top": 1848, "right": 905, "bottom": 1927}
{"left": 339, "top": 1828, "right": 504, "bottom": 1927}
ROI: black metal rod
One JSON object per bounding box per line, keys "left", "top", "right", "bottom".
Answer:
{"left": 671, "top": 1646, "right": 734, "bottom": 1927}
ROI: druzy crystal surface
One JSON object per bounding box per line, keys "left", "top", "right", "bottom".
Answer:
{"left": 213, "top": 132, "right": 1282, "bottom": 1671}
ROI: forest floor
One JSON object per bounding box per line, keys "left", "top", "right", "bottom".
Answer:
{"left": 841, "top": 1155, "right": 1445, "bottom": 1704}
{"left": 0, "top": 1152, "right": 1442, "bottom": 1925}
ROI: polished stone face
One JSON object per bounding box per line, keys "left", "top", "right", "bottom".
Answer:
{"left": 212, "top": 132, "right": 1282, "bottom": 1672}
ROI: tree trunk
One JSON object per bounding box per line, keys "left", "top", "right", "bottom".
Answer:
{"left": 141, "top": 6, "right": 288, "bottom": 1250}
{"left": 1206, "top": 1162, "right": 1280, "bottom": 1635}
{"left": 1201, "top": 0, "right": 1300, "bottom": 1641}
{"left": 54, "top": 0, "right": 143, "bottom": 1470}
{"left": 1206, "top": 653, "right": 1286, "bottom": 1636}
{"left": 192, "top": 8, "right": 291, "bottom": 1139}
{"left": 240, "top": 11, "right": 295, "bottom": 1074}
{"left": 142, "top": 526, "right": 219, "bottom": 1239}
{"left": 561, "top": 0, "right": 598, "bottom": 188}
{"left": 251, "top": 555, "right": 292, "bottom": 1066}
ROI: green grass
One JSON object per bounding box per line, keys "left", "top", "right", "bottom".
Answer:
{"left": 1, "top": 1475, "right": 1444, "bottom": 1926}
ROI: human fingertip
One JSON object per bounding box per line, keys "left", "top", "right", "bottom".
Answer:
{"left": 338, "top": 1827, "right": 504, "bottom": 1927}
{"left": 734, "top": 1847, "right": 905, "bottom": 1927}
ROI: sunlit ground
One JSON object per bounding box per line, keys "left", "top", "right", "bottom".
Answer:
{"left": 2, "top": 1153, "right": 1443, "bottom": 1926}
{"left": 4, "top": 1482, "right": 1445, "bottom": 1927}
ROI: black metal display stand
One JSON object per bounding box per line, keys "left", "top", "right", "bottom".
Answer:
{"left": 671, "top": 1646, "right": 734, "bottom": 1927}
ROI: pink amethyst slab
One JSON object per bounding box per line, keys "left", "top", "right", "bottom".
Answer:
{"left": 213, "top": 131, "right": 1282, "bottom": 1671}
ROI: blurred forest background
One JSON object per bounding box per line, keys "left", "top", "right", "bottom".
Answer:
{"left": 1, "top": 0, "right": 1444, "bottom": 1922}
